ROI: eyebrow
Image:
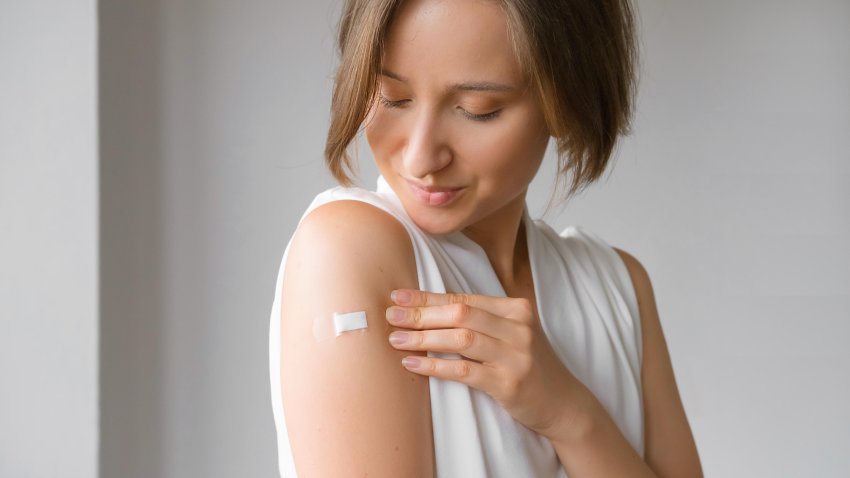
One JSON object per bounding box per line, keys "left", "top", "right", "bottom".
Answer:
{"left": 380, "top": 68, "right": 517, "bottom": 92}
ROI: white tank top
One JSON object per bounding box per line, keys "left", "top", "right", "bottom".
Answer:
{"left": 269, "top": 174, "right": 644, "bottom": 477}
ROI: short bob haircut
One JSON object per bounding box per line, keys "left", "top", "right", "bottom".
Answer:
{"left": 324, "top": 0, "right": 638, "bottom": 206}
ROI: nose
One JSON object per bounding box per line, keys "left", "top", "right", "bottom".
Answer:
{"left": 402, "top": 107, "right": 453, "bottom": 179}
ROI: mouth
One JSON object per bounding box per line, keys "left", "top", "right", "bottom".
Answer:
{"left": 404, "top": 179, "right": 466, "bottom": 207}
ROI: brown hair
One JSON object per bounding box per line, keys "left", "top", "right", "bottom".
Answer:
{"left": 324, "top": 0, "right": 638, "bottom": 207}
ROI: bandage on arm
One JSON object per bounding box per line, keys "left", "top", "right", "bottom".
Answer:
{"left": 311, "top": 310, "right": 369, "bottom": 342}
{"left": 278, "top": 200, "right": 434, "bottom": 477}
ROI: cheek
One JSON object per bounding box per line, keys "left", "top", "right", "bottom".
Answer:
{"left": 459, "top": 117, "right": 546, "bottom": 182}
{"left": 364, "top": 109, "right": 397, "bottom": 159}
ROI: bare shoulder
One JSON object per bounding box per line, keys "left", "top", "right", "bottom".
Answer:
{"left": 611, "top": 247, "right": 703, "bottom": 477}
{"left": 611, "top": 247, "right": 656, "bottom": 340}
{"left": 612, "top": 247, "right": 652, "bottom": 297}
{"left": 278, "top": 199, "right": 433, "bottom": 476}
{"left": 295, "top": 199, "right": 415, "bottom": 258}
{"left": 287, "top": 199, "right": 418, "bottom": 310}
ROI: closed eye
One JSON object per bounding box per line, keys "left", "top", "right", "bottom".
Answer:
{"left": 377, "top": 96, "right": 409, "bottom": 109}
{"left": 460, "top": 108, "right": 501, "bottom": 122}
{"left": 377, "top": 95, "right": 502, "bottom": 122}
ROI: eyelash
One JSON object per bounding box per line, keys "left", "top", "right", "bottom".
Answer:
{"left": 378, "top": 95, "right": 502, "bottom": 122}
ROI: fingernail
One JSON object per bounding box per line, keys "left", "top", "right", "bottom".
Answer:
{"left": 391, "top": 289, "right": 411, "bottom": 304}
{"left": 386, "top": 307, "right": 405, "bottom": 324}
{"left": 401, "top": 356, "right": 420, "bottom": 368}
{"left": 389, "top": 332, "right": 408, "bottom": 345}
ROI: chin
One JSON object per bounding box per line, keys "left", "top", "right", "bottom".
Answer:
{"left": 403, "top": 205, "right": 465, "bottom": 237}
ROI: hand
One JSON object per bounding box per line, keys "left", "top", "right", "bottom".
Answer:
{"left": 385, "top": 288, "right": 584, "bottom": 439}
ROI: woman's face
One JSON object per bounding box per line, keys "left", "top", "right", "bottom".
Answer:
{"left": 364, "top": 0, "right": 550, "bottom": 236}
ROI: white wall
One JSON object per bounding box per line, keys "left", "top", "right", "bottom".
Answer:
{"left": 96, "top": 0, "right": 850, "bottom": 477}
{"left": 98, "top": 1, "right": 340, "bottom": 477}
{"left": 0, "top": 1, "right": 99, "bottom": 477}
{"left": 558, "top": 2, "right": 850, "bottom": 476}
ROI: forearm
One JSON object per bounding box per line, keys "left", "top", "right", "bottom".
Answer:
{"left": 548, "top": 381, "right": 658, "bottom": 477}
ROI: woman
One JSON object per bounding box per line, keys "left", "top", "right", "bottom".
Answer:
{"left": 270, "top": 0, "right": 703, "bottom": 476}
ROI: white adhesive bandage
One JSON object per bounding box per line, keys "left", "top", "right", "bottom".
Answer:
{"left": 312, "top": 310, "right": 369, "bottom": 342}
{"left": 334, "top": 310, "right": 368, "bottom": 335}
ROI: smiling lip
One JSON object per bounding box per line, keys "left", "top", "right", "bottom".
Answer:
{"left": 404, "top": 179, "right": 466, "bottom": 207}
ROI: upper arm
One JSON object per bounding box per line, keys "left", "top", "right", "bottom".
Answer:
{"left": 279, "top": 200, "right": 434, "bottom": 477}
{"left": 613, "top": 247, "right": 704, "bottom": 478}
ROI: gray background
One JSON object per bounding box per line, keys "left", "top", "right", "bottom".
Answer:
{"left": 2, "top": 0, "right": 848, "bottom": 477}
{"left": 1, "top": 1, "right": 98, "bottom": 477}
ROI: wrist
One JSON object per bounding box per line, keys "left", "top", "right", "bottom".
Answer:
{"left": 538, "top": 377, "right": 601, "bottom": 446}
{"left": 543, "top": 377, "right": 597, "bottom": 447}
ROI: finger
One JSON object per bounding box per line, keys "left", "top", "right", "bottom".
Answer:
{"left": 400, "top": 355, "right": 495, "bottom": 394}
{"left": 386, "top": 301, "right": 521, "bottom": 343}
{"left": 389, "top": 328, "right": 504, "bottom": 364}
{"left": 391, "top": 289, "right": 531, "bottom": 322}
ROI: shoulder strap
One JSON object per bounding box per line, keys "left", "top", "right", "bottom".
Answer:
{"left": 562, "top": 226, "right": 640, "bottom": 321}
{"left": 546, "top": 223, "right": 643, "bottom": 366}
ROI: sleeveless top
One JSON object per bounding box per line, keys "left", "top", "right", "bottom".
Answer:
{"left": 269, "top": 174, "right": 644, "bottom": 477}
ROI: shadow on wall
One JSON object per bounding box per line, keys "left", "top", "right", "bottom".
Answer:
{"left": 100, "top": 1, "right": 168, "bottom": 476}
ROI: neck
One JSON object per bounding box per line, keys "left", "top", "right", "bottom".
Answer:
{"left": 460, "top": 194, "right": 529, "bottom": 289}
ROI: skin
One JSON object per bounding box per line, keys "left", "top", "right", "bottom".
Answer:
{"left": 280, "top": 200, "right": 435, "bottom": 476}
{"left": 363, "top": 0, "right": 550, "bottom": 297}
{"left": 279, "top": 0, "right": 703, "bottom": 476}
